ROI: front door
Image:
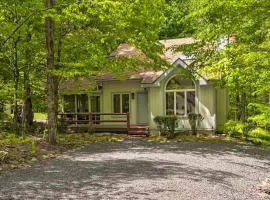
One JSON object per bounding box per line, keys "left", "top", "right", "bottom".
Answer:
{"left": 136, "top": 92, "right": 149, "bottom": 124}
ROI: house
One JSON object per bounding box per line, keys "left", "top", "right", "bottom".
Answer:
{"left": 60, "top": 38, "right": 228, "bottom": 134}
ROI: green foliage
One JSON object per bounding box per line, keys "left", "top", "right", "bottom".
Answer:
{"left": 29, "top": 122, "right": 47, "bottom": 135}
{"left": 154, "top": 115, "right": 178, "bottom": 138}
{"left": 176, "top": 0, "right": 270, "bottom": 142}
{"left": 160, "top": 0, "right": 194, "bottom": 38}
{"left": 188, "top": 113, "right": 204, "bottom": 135}
{"left": 224, "top": 120, "right": 245, "bottom": 137}
{"left": 0, "top": 112, "right": 12, "bottom": 121}
{"left": 31, "top": 140, "right": 37, "bottom": 154}
{"left": 52, "top": 0, "right": 166, "bottom": 78}
{"left": 249, "top": 128, "right": 270, "bottom": 142}
{"left": 0, "top": 0, "right": 166, "bottom": 143}
{"left": 0, "top": 122, "right": 22, "bottom": 136}
{"left": 153, "top": 116, "right": 166, "bottom": 134}
{"left": 0, "top": 132, "right": 33, "bottom": 145}
{"left": 224, "top": 120, "right": 270, "bottom": 147}
{"left": 248, "top": 103, "right": 270, "bottom": 129}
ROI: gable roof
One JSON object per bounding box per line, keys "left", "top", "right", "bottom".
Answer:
{"left": 93, "top": 70, "right": 164, "bottom": 84}
{"left": 60, "top": 38, "right": 199, "bottom": 93}
{"left": 159, "top": 38, "right": 195, "bottom": 64}
{"left": 110, "top": 43, "right": 147, "bottom": 60}
{"left": 111, "top": 38, "right": 196, "bottom": 64}
{"left": 95, "top": 37, "right": 196, "bottom": 84}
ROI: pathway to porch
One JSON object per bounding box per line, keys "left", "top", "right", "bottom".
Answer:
{"left": 0, "top": 141, "right": 270, "bottom": 199}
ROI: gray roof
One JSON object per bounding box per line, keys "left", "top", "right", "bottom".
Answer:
{"left": 61, "top": 38, "right": 196, "bottom": 92}
{"left": 159, "top": 38, "right": 196, "bottom": 64}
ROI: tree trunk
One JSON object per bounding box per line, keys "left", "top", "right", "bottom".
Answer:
{"left": 22, "top": 32, "right": 34, "bottom": 137}
{"left": 45, "top": 0, "right": 57, "bottom": 145}
{"left": 11, "top": 38, "right": 20, "bottom": 132}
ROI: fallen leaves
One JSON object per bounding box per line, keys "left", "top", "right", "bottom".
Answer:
{"left": 0, "top": 133, "right": 127, "bottom": 175}
{"left": 258, "top": 178, "right": 270, "bottom": 197}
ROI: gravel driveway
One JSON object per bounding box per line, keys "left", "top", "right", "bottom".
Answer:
{"left": 0, "top": 140, "right": 270, "bottom": 200}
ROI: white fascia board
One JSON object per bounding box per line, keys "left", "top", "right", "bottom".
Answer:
{"left": 141, "top": 58, "right": 210, "bottom": 88}
{"left": 199, "top": 79, "right": 208, "bottom": 85}
{"left": 140, "top": 67, "right": 175, "bottom": 88}
{"left": 172, "top": 58, "right": 188, "bottom": 69}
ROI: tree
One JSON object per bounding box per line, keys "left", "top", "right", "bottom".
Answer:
{"left": 45, "top": 0, "right": 57, "bottom": 144}
{"left": 43, "top": 0, "right": 166, "bottom": 144}
{"left": 1, "top": 0, "right": 166, "bottom": 143}
{"left": 184, "top": 0, "right": 270, "bottom": 131}
{"left": 160, "top": 0, "right": 194, "bottom": 39}
{"left": 0, "top": 0, "right": 44, "bottom": 135}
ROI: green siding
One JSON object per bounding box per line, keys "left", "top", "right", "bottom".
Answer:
{"left": 61, "top": 69, "right": 228, "bottom": 130}
{"left": 198, "top": 85, "right": 217, "bottom": 130}
{"left": 102, "top": 80, "right": 144, "bottom": 125}
{"left": 148, "top": 87, "right": 164, "bottom": 127}
{"left": 216, "top": 88, "right": 228, "bottom": 131}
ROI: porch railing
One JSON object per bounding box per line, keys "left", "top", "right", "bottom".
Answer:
{"left": 58, "top": 112, "right": 130, "bottom": 131}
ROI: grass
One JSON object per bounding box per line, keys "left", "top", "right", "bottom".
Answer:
{"left": 0, "top": 132, "right": 34, "bottom": 145}
{"left": 34, "top": 113, "right": 47, "bottom": 120}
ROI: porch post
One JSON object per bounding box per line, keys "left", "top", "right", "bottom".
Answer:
{"left": 89, "top": 112, "right": 92, "bottom": 128}
{"left": 127, "top": 112, "right": 130, "bottom": 132}
{"left": 75, "top": 95, "right": 78, "bottom": 126}
{"left": 88, "top": 94, "right": 91, "bottom": 112}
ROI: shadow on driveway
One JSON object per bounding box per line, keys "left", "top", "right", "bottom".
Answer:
{"left": 0, "top": 141, "right": 270, "bottom": 199}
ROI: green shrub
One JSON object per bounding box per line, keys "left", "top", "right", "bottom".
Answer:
{"left": 0, "top": 112, "right": 12, "bottom": 121}
{"left": 58, "top": 117, "right": 68, "bottom": 133}
{"left": 248, "top": 103, "right": 270, "bottom": 130}
{"left": 0, "top": 121, "right": 22, "bottom": 136}
{"left": 224, "top": 120, "right": 245, "bottom": 137}
{"left": 31, "top": 122, "right": 47, "bottom": 135}
{"left": 249, "top": 128, "right": 270, "bottom": 141}
{"left": 0, "top": 132, "right": 33, "bottom": 145}
{"left": 154, "top": 115, "right": 178, "bottom": 138}
{"left": 188, "top": 113, "right": 204, "bottom": 135}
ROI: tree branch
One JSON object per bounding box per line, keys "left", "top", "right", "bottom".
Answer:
{"left": 1, "top": 1, "right": 84, "bottom": 47}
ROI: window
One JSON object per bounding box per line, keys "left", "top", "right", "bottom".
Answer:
{"left": 77, "top": 94, "right": 88, "bottom": 113}
{"left": 165, "top": 76, "right": 195, "bottom": 116}
{"left": 113, "top": 94, "right": 121, "bottom": 113}
{"left": 63, "top": 95, "right": 75, "bottom": 112}
{"left": 176, "top": 92, "right": 185, "bottom": 115}
{"left": 113, "top": 93, "right": 130, "bottom": 113}
{"left": 63, "top": 94, "right": 101, "bottom": 113}
{"left": 166, "top": 92, "right": 174, "bottom": 115}
{"left": 90, "top": 96, "right": 100, "bottom": 113}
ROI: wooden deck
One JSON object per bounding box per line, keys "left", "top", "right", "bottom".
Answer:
{"left": 58, "top": 112, "right": 150, "bottom": 136}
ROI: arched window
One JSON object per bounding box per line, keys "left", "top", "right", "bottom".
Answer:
{"left": 166, "top": 76, "right": 196, "bottom": 116}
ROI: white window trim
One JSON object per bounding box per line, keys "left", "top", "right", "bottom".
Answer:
{"left": 166, "top": 89, "right": 196, "bottom": 116}
{"left": 112, "top": 93, "right": 130, "bottom": 113}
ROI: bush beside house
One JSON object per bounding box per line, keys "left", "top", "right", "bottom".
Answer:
{"left": 154, "top": 115, "right": 178, "bottom": 138}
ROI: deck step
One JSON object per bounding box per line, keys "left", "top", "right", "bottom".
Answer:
{"left": 128, "top": 130, "right": 149, "bottom": 137}
{"left": 129, "top": 128, "right": 149, "bottom": 131}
